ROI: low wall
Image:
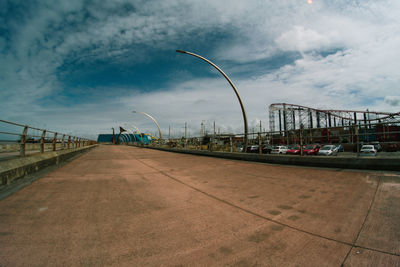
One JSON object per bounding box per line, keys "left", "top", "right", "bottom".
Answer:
{"left": 0, "top": 143, "right": 67, "bottom": 153}
{"left": 0, "top": 145, "right": 97, "bottom": 187}
{"left": 146, "top": 146, "right": 400, "bottom": 171}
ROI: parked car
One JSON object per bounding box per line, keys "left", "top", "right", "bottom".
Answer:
{"left": 385, "top": 143, "right": 398, "bottom": 152}
{"left": 271, "top": 145, "right": 288, "bottom": 154}
{"left": 303, "top": 144, "right": 321, "bottom": 155}
{"left": 360, "top": 145, "right": 377, "bottom": 156}
{"left": 262, "top": 145, "right": 273, "bottom": 154}
{"left": 286, "top": 145, "right": 302, "bottom": 155}
{"left": 335, "top": 144, "right": 344, "bottom": 152}
{"left": 246, "top": 145, "right": 259, "bottom": 153}
{"left": 370, "top": 142, "right": 382, "bottom": 152}
{"left": 317, "top": 145, "right": 338, "bottom": 156}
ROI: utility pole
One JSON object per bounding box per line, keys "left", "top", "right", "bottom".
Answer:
{"left": 184, "top": 122, "right": 187, "bottom": 149}
{"left": 213, "top": 121, "right": 216, "bottom": 135}
{"left": 258, "top": 120, "right": 262, "bottom": 154}
{"left": 212, "top": 121, "right": 216, "bottom": 151}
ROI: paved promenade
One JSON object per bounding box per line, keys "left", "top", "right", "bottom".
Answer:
{"left": 0, "top": 145, "right": 399, "bottom": 266}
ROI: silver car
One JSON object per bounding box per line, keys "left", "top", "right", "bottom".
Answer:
{"left": 360, "top": 145, "right": 377, "bottom": 156}
{"left": 271, "top": 145, "right": 288, "bottom": 154}
{"left": 317, "top": 145, "right": 338, "bottom": 156}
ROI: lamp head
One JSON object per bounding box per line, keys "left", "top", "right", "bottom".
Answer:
{"left": 176, "top": 49, "right": 187, "bottom": 54}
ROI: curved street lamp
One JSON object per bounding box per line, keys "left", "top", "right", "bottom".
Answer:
{"left": 176, "top": 49, "right": 248, "bottom": 152}
{"left": 132, "top": 111, "right": 163, "bottom": 140}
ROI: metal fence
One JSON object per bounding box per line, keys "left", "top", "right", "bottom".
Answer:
{"left": 0, "top": 119, "right": 96, "bottom": 157}
{"left": 124, "top": 120, "right": 400, "bottom": 154}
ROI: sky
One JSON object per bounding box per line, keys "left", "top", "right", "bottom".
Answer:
{"left": 1, "top": 0, "right": 400, "bottom": 140}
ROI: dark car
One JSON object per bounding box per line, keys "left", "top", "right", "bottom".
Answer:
{"left": 385, "top": 143, "right": 399, "bottom": 152}
{"left": 286, "top": 145, "right": 302, "bottom": 155}
{"left": 303, "top": 144, "right": 321, "bottom": 155}
{"left": 335, "top": 144, "right": 344, "bottom": 152}
{"left": 262, "top": 145, "right": 273, "bottom": 154}
{"left": 246, "top": 145, "right": 259, "bottom": 153}
{"left": 371, "top": 142, "right": 382, "bottom": 152}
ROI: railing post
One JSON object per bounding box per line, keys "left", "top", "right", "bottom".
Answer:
{"left": 53, "top": 132, "right": 58, "bottom": 151}
{"left": 20, "top": 126, "right": 28, "bottom": 156}
{"left": 355, "top": 125, "right": 360, "bottom": 157}
{"left": 300, "top": 124, "right": 304, "bottom": 156}
{"left": 62, "top": 134, "right": 65, "bottom": 149}
{"left": 40, "top": 130, "right": 46, "bottom": 153}
{"left": 67, "top": 136, "right": 71, "bottom": 149}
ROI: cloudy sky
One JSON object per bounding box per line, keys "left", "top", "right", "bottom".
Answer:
{"left": 1, "top": 0, "right": 399, "bottom": 139}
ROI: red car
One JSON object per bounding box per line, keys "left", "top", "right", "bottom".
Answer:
{"left": 303, "top": 144, "right": 321, "bottom": 155}
{"left": 286, "top": 145, "right": 302, "bottom": 155}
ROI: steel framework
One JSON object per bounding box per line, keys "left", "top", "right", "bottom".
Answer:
{"left": 269, "top": 103, "right": 400, "bottom": 133}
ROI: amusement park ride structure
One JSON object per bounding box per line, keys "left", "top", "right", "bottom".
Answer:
{"left": 268, "top": 103, "right": 400, "bottom": 145}
{"left": 269, "top": 103, "right": 400, "bottom": 132}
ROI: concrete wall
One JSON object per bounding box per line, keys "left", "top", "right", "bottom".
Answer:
{"left": 0, "top": 143, "right": 80, "bottom": 153}
{"left": 0, "top": 145, "right": 97, "bottom": 188}
{"left": 146, "top": 146, "right": 400, "bottom": 171}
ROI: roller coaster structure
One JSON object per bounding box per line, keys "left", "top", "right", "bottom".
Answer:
{"left": 267, "top": 103, "right": 400, "bottom": 145}
{"left": 269, "top": 103, "right": 400, "bottom": 132}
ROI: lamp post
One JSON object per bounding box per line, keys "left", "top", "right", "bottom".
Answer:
{"left": 176, "top": 49, "right": 248, "bottom": 152}
{"left": 132, "top": 111, "right": 163, "bottom": 140}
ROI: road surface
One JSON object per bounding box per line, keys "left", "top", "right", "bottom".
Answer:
{"left": 0, "top": 145, "right": 399, "bottom": 266}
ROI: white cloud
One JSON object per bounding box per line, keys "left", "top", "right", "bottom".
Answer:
{"left": 276, "top": 26, "right": 331, "bottom": 52}
{"left": 1, "top": 0, "right": 400, "bottom": 138}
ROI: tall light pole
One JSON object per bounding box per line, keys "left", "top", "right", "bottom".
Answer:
{"left": 176, "top": 49, "right": 248, "bottom": 152}
{"left": 132, "top": 111, "right": 163, "bottom": 140}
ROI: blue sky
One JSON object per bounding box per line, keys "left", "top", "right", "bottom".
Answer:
{"left": 1, "top": 0, "right": 399, "bottom": 139}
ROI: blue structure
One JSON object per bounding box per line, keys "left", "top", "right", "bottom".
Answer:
{"left": 97, "top": 134, "right": 152, "bottom": 144}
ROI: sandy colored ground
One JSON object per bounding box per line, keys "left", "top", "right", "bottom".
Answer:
{"left": 0, "top": 145, "right": 399, "bottom": 266}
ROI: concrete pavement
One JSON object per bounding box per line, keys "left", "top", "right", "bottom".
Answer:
{"left": 0, "top": 145, "right": 399, "bottom": 266}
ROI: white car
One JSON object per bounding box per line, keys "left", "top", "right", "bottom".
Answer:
{"left": 360, "top": 145, "right": 377, "bottom": 156}
{"left": 271, "top": 145, "right": 288, "bottom": 154}
{"left": 317, "top": 145, "right": 338, "bottom": 156}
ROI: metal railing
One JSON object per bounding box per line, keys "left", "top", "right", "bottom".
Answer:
{"left": 0, "top": 119, "right": 96, "bottom": 157}
{"left": 117, "top": 120, "right": 400, "bottom": 155}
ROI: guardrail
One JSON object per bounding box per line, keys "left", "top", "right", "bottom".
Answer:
{"left": 0, "top": 119, "right": 96, "bottom": 157}
{"left": 119, "top": 120, "right": 400, "bottom": 155}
